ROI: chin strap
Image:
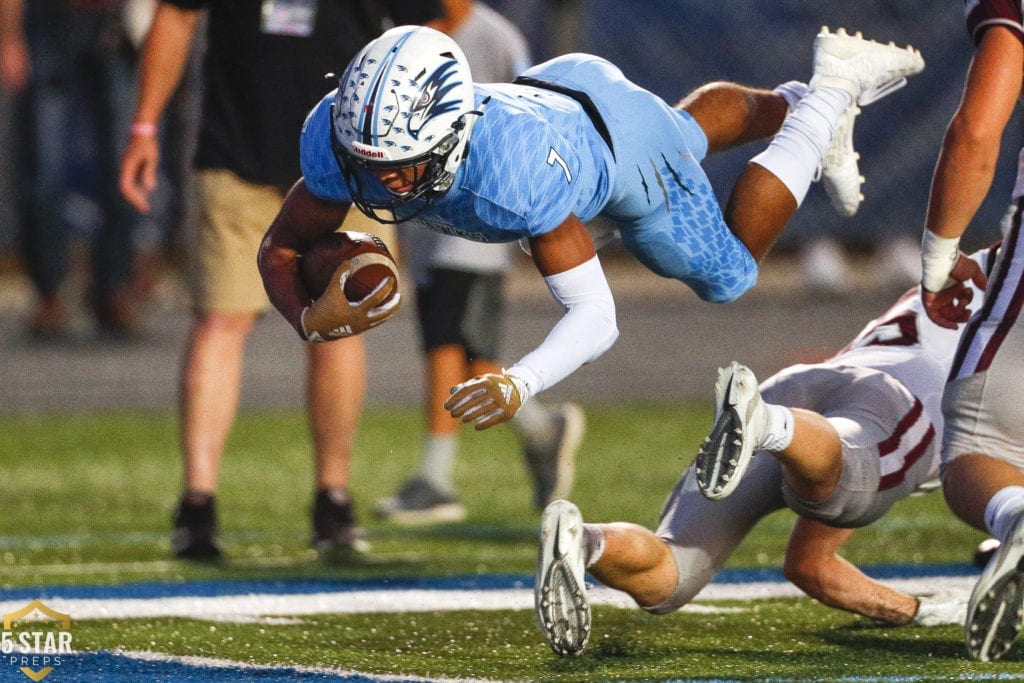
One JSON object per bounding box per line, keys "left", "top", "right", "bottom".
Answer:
{"left": 440, "top": 98, "right": 489, "bottom": 183}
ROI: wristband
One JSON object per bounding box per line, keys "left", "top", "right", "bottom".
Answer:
{"left": 130, "top": 122, "right": 158, "bottom": 137}
{"left": 920, "top": 230, "right": 960, "bottom": 293}
{"left": 504, "top": 367, "right": 536, "bottom": 405}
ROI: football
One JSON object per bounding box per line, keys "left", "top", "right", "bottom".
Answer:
{"left": 299, "top": 231, "right": 398, "bottom": 302}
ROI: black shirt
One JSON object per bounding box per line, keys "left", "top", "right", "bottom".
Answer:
{"left": 164, "top": 0, "right": 442, "bottom": 185}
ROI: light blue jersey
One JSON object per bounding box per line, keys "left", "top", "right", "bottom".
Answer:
{"left": 301, "top": 54, "right": 759, "bottom": 302}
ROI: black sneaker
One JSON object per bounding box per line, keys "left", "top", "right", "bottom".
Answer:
{"left": 172, "top": 492, "right": 223, "bottom": 561}
{"left": 312, "top": 488, "right": 370, "bottom": 563}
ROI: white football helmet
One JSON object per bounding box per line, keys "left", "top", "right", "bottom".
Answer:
{"left": 330, "top": 25, "right": 480, "bottom": 223}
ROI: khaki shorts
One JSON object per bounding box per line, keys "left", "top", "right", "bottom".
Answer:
{"left": 191, "top": 169, "right": 394, "bottom": 313}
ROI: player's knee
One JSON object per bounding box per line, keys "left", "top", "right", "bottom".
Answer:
{"left": 692, "top": 277, "right": 752, "bottom": 303}
{"left": 687, "top": 261, "right": 757, "bottom": 303}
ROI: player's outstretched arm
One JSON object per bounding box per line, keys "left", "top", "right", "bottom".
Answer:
{"left": 445, "top": 216, "right": 618, "bottom": 429}
{"left": 785, "top": 519, "right": 920, "bottom": 624}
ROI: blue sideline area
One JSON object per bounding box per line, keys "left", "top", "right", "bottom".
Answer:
{"left": 0, "top": 564, "right": 979, "bottom": 602}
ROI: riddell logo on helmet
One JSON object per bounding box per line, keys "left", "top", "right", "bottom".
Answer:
{"left": 351, "top": 142, "right": 387, "bottom": 159}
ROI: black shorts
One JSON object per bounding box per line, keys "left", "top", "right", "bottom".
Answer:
{"left": 415, "top": 268, "right": 505, "bottom": 360}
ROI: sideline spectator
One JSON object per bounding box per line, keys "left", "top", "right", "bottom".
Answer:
{"left": 119, "top": 0, "right": 442, "bottom": 562}
{"left": 0, "top": 0, "right": 150, "bottom": 338}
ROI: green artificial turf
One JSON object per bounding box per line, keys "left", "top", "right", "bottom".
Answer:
{"left": 0, "top": 404, "right": 1006, "bottom": 681}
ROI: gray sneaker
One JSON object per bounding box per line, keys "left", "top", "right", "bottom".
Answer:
{"left": 522, "top": 403, "right": 586, "bottom": 510}
{"left": 372, "top": 477, "right": 467, "bottom": 525}
{"left": 535, "top": 499, "right": 590, "bottom": 657}
{"left": 965, "top": 513, "right": 1024, "bottom": 661}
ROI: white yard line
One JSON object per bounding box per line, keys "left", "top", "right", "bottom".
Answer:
{"left": 114, "top": 650, "right": 496, "bottom": 683}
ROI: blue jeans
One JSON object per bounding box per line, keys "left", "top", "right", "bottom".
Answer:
{"left": 18, "top": 3, "right": 141, "bottom": 299}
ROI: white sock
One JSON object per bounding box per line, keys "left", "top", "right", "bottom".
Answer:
{"left": 758, "top": 403, "right": 795, "bottom": 452}
{"left": 773, "top": 80, "right": 808, "bottom": 113}
{"left": 418, "top": 434, "right": 457, "bottom": 490}
{"left": 749, "top": 87, "right": 851, "bottom": 206}
{"left": 582, "top": 524, "right": 605, "bottom": 568}
{"left": 984, "top": 485, "right": 1024, "bottom": 540}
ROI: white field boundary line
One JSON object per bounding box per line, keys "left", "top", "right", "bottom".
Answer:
{"left": 0, "top": 575, "right": 975, "bottom": 623}
{"left": 0, "top": 588, "right": 709, "bottom": 622}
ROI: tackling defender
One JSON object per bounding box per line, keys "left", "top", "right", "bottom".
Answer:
{"left": 916, "top": 0, "right": 1024, "bottom": 663}
{"left": 535, "top": 245, "right": 996, "bottom": 657}
{"left": 258, "top": 25, "right": 924, "bottom": 426}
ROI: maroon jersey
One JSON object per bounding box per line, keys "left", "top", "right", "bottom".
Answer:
{"left": 965, "top": 0, "right": 1024, "bottom": 45}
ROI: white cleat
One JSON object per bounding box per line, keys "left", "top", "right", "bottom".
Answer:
{"left": 965, "top": 512, "right": 1024, "bottom": 661}
{"left": 694, "top": 362, "right": 768, "bottom": 501}
{"left": 810, "top": 26, "right": 925, "bottom": 105}
{"left": 822, "top": 103, "right": 865, "bottom": 216}
{"left": 811, "top": 27, "right": 925, "bottom": 105}
{"left": 811, "top": 28, "right": 923, "bottom": 216}
{"left": 535, "top": 499, "right": 591, "bottom": 657}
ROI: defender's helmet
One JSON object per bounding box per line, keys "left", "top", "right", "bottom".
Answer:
{"left": 330, "top": 25, "right": 479, "bottom": 223}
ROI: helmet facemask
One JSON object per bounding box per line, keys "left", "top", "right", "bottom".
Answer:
{"left": 328, "top": 26, "right": 479, "bottom": 224}
{"left": 331, "top": 105, "right": 476, "bottom": 224}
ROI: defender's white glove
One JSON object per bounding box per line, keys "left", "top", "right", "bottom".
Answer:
{"left": 300, "top": 261, "right": 400, "bottom": 342}
{"left": 444, "top": 372, "right": 530, "bottom": 430}
{"left": 920, "top": 231, "right": 988, "bottom": 330}
{"left": 911, "top": 591, "right": 968, "bottom": 626}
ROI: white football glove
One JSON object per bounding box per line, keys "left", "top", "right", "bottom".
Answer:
{"left": 911, "top": 591, "right": 969, "bottom": 627}
{"left": 300, "top": 260, "right": 400, "bottom": 342}
{"left": 444, "top": 372, "right": 531, "bottom": 430}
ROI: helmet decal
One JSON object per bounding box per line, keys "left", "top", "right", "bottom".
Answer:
{"left": 347, "top": 30, "right": 415, "bottom": 147}
{"left": 408, "top": 59, "right": 465, "bottom": 140}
